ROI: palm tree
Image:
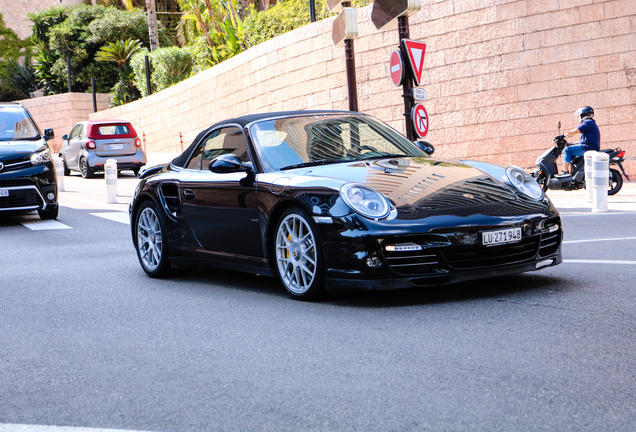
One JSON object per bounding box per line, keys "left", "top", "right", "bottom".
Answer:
{"left": 95, "top": 39, "right": 143, "bottom": 69}
{"left": 146, "top": 0, "right": 160, "bottom": 50}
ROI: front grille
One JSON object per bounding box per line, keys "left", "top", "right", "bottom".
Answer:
{"left": 443, "top": 237, "right": 540, "bottom": 269}
{"left": 0, "top": 179, "right": 34, "bottom": 187}
{"left": 384, "top": 250, "right": 440, "bottom": 275}
{"left": 0, "top": 183, "right": 43, "bottom": 210}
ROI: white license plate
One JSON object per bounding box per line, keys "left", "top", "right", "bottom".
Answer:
{"left": 482, "top": 227, "right": 522, "bottom": 246}
{"left": 110, "top": 143, "right": 124, "bottom": 150}
{"left": 0, "top": 189, "right": 8, "bottom": 197}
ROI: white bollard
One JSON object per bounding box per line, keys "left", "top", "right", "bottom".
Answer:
{"left": 591, "top": 152, "right": 609, "bottom": 213}
{"left": 105, "top": 158, "right": 118, "bottom": 204}
{"left": 584, "top": 151, "right": 596, "bottom": 203}
{"left": 54, "top": 157, "right": 65, "bottom": 192}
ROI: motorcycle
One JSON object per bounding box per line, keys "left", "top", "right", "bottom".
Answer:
{"left": 530, "top": 122, "right": 629, "bottom": 196}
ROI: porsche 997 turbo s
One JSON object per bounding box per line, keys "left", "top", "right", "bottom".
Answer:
{"left": 130, "top": 111, "right": 562, "bottom": 299}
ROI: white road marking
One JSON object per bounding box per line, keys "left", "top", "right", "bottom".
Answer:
{"left": 90, "top": 212, "right": 130, "bottom": 225}
{"left": 563, "top": 259, "right": 636, "bottom": 265}
{"left": 563, "top": 236, "right": 636, "bottom": 244}
{"left": 11, "top": 215, "right": 71, "bottom": 230}
{"left": 0, "top": 424, "right": 156, "bottom": 432}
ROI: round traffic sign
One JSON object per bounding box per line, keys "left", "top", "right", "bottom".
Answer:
{"left": 411, "top": 103, "right": 429, "bottom": 138}
{"left": 389, "top": 50, "right": 404, "bottom": 87}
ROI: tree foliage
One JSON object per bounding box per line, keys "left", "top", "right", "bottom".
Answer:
{"left": 31, "top": 4, "right": 168, "bottom": 95}
{"left": 0, "top": 13, "right": 35, "bottom": 101}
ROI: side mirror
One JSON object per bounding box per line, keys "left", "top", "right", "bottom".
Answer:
{"left": 208, "top": 153, "right": 251, "bottom": 174}
{"left": 44, "top": 128, "right": 54, "bottom": 141}
{"left": 414, "top": 140, "right": 435, "bottom": 156}
{"left": 61, "top": 134, "right": 68, "bottom": 141}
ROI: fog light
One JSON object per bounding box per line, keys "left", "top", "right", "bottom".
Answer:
{"left": 385, "top": 243, "right": 422, "bottom": 252}
{"left": 47, "top": 193, "right": 55, "bottom": 202}
{"left": 366, "top": 257, "right": 381, "bottom": 268}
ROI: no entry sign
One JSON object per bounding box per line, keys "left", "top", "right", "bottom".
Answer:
{"left": 411, "top": 103, "right": 429, "bottom": 138}
{"left": 390, "top": 50, "right": 404, "bottom": 87}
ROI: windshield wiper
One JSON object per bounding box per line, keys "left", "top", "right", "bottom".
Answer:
{"left": 359, "top": 153, "right": 411, "bottom": 160}
{"left": 280, "top": 159, "right": 344, "bottom": 170}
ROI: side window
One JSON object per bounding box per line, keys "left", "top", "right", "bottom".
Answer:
{"left": 186, "top": 127, "right": 249, "bottom": 170}
{"left": 70, "top": 124, "right": 82, "bottom": 139}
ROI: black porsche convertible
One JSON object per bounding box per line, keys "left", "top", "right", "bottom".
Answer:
{"left": 130, "top": 110, "right": 562, "bottom": 299}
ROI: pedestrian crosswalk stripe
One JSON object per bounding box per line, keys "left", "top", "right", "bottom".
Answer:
{"left": 90, "top": 212, "right": 129, "bottom": 224}
{"left": 11, "top": 215, "right": 71, "bottom": 230}
{"left": 0, "top": 423, "right": 156, "bottom": 432}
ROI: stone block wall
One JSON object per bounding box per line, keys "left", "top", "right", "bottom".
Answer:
{"left": 91, "top": 0, "right": 635, "bottom": 178}
{"left": 1, "top": 0, "right": 84, "bottom": 40}
{"left": 18, "top": 93, "right": 111, "bottom": 153}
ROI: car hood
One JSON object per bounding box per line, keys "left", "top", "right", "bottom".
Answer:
{"left": 276, "top": 157, "right": 548, "bottom": 217}
{"left": 0, "top": 140, "right": 46, "bottom": 160}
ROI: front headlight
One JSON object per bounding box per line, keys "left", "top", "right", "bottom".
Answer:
{"left": 506, "top": 166, "right": 543, "bottom": 199}
{"left": 30, "top": 149, "right": 51, "bottom": 166}
{"left": 341, "top": 183, "right": 391, "bottom": 220}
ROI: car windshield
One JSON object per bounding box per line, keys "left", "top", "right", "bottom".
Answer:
{"left": 249, "top": 114, "right": 426, "bottom": 172}
{"left": 0, "top": 106, "right": 40, "bottom": 141}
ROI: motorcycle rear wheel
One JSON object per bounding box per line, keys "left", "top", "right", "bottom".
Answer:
{"left": 608, "top": 168, "right": 623, "bottom": 195}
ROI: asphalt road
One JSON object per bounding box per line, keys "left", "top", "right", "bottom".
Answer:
{"left": 1, "top": 193, "right": 635, "bottom": 432}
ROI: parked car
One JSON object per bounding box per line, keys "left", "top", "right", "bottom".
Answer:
{"left": 59, "top": 119, "right": 146, "bottom": 178}
{"left": 130, "top": 110, "right": 562, "bottom": 299}
{"left": 0, "top": 103, "right": 58, "bottom": 220}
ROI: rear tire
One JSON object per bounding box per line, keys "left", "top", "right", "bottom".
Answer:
{"left": 134, "top": 201, "right": 171, "bottom": 278}
{"left": 608, "top": 168, "right": 623, "bottom": 195}
{"left": 80, "top": 157, "right": 94, "bottom": 179}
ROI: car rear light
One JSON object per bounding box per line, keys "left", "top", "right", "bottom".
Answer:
{"left": 135, "top": 138, "right": 142, "bottom": 147}
{"left": 617, "top": 151, "right": 625, "bottom": 158}
{"left": 86, "top": 141, "right": 96, "bottom": 150}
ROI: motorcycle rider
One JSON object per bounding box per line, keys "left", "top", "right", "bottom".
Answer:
{"left": 557, "top": 106, "right": 601, "bottom": 176}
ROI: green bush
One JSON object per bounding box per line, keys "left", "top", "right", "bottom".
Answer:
{"left": 131, "top": 47, "right": 194, "bottom": 97}
{"left": 0, "top": 13, "right": 34, "bottom": 101}
{"left": 243, "top": 0, "right": 336, "bottom": 48}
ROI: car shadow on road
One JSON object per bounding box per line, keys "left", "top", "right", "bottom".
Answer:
{"left": 164, "top": 266, "right": 567, "bottom": 307}
{"left": 325, "top": 273, "right": 567, "bottom": 308}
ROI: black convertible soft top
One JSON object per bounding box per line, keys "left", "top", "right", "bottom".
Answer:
{"left": 171, "top": 110, "right": 356, "bottom": 168}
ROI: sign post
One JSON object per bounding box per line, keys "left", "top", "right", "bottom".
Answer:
{"left": 371, "top": 0, "right": 425, "bottom": 141}
{"left": 330, "top": 0, "right": 359, "bottom": 111}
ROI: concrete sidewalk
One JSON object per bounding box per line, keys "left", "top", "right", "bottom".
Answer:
{"left": 56, "top": 154, "right": 636, "bottom": 214}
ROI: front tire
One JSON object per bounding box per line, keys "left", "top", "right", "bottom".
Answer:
{"left": 608, "top": 168, "right": 623, "bottom": 195}
{"left": 274, "top": 208, "right": 325, "bottom": 300}
{"left": 62, "top": 158, "right": 71, "bottom": 176}
{"left": 80, "top": 157, "right": 94, "bottom": 179}
{"left": 38, "top": 206, "right": 58, "bottom": 220}
{"left": 135, "top": 201, "right": 171, "bottom": 278}
{"left": 536, "top": 173, "right": 549, "bottom": 192}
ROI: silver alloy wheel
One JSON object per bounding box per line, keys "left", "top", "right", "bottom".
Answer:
{"left": 137, "top": 207, "right": 163, "bottom": 271}
{"left": 275, "top": 213, "right": 317, "bottom": 294}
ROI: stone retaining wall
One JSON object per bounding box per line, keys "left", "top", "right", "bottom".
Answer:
{"left": 90, "top": 0, "right": 636, "bottom": 177}
{"left": 18, "top": 93, "right": 111, "bottom": 153}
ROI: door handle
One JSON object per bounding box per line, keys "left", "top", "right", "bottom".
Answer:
{"left": 183, "top": 189, "right": 195, "bottom": 200}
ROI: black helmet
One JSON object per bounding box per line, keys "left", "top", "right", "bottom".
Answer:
{"left": 576, "top": 106, "right": 594, "bottom": 120}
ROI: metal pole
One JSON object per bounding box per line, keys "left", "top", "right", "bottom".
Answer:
{"left": 145, "top": 55, "right": 152, "bottom": 96}
{"left": 66, "top": 57, "right": 72, "bottom": 93}
{"left": 310, "top": 0, "right": 316, "bottom": 22}
{"left": 91, "top": 77, "right": 97, "bottom": 112}
{"left": 398, "top": 16, "right": 415, "bottom": 141}
{"left": 341, "top": 2, "right": 358, "bottom": 112}
{"left": 345, "top": 39, "right": 358, "bottom": 112}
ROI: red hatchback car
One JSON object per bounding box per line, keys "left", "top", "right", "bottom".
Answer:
{"left": 60, "top": 120, "right": 147, "bottom": 178}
